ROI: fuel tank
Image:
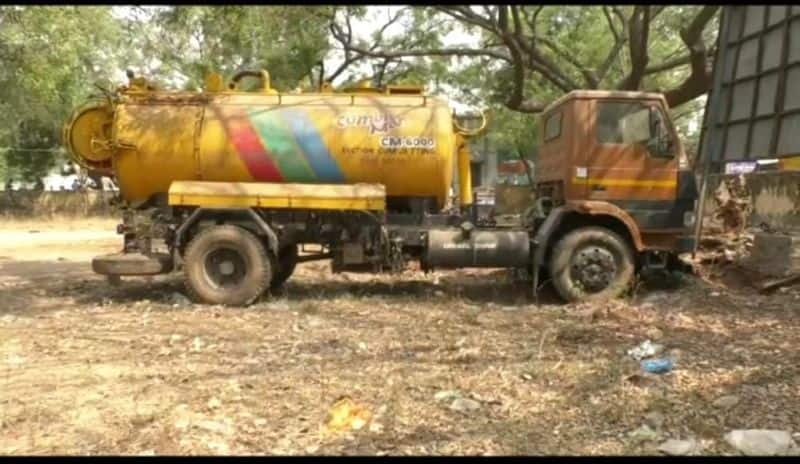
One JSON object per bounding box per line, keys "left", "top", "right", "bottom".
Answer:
{"left": 64, "top": 80, "right": 458, "bottom": 209}
{"left": 424, "top": 228, "right": 531, "bottom": 269}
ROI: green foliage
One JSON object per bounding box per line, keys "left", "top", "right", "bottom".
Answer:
{"left": 0, "top": 6, "right": 124, "bottom": 181}
{"left": 131, "top": 6, "right": 335, "bottom": 91}
{"left": 0, "top": 6, "right": 336, "bottom": 181}
{"left": 471, "top": 108, "right": 539, "bottom": 163}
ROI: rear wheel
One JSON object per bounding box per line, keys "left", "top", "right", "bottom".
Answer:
{"left": 183, "top": 225, "right": 272, "bottom": 306}
{"left": 270, "top": 244, "right": 298, "bottom": 290}
{"left": 549, "top": 227, "right": 635, "bottom": 303}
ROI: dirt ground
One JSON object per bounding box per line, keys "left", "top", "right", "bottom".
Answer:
{"left": 0, "top": 218, "right": 798, "bottom": 455}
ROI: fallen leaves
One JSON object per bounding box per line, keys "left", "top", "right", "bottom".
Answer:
{"left": 1, "top": 224, "right": 799, "bottom": 455}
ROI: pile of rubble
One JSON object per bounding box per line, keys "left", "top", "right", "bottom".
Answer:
{"left": 693, "top": 175, "right": 755, "bottom": 266}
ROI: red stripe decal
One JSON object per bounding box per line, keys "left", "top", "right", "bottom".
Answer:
{"left": 223, "top": 108, "right": 283, "bottom": 181}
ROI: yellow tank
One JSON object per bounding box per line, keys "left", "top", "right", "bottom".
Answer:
{"left": 64, "top": 72, "right": 465, "bottom": 209}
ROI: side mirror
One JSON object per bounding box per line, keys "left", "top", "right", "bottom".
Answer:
{"left": 647, "top": 107, "right": 673, "bottom": 158}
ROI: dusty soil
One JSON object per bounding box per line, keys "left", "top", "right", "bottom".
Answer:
{"left": 0, "top": 219, "right": 798, "bottom": 455}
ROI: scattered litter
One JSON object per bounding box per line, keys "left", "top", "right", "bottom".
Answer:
{"left": 324, "top": 397, "right": 371, "bottom": 435}
{"left": 627, "top": 340, "right": 665, "bottom": 361}
{"left": 449, "top": 397, "right": 481, "bottom": 413}
{"left": 629, "top": 424, "right": 659, "bottom": 443}
{"left": 724, "top": 429, "right": 797, "bottom": 456}
{"left": 434, "top": 390, "right": 462, "bottom": 401}
{"left": 641, "top": 358, "right": 674, "bottom": 374}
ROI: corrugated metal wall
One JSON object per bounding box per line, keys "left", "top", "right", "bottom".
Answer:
{"left": 699, "top": 5, "right": 800, "bottom": 172}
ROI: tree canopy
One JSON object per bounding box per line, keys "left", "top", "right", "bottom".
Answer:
{"left": 0, "top": 5, "right": 720, "bottom": 181}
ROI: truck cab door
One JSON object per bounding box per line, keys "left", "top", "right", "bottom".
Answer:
{"left": 584, "top": 100, "right": 681, "bottom": 229}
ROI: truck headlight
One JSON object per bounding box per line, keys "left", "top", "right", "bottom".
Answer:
{"left": 683, "top": 211, "right": 696, "bottom": 228}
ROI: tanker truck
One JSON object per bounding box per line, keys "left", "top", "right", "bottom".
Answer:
{"left": 63, "top": 69, "right": 698, "bottom": 306}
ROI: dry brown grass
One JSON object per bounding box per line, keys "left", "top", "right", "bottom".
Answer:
{"left": 0, "top": 220, "right": 798, "bottom": 455}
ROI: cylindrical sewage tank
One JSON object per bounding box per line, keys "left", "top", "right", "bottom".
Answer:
{"left": 64, "top": 82, "right": 457, "bottom": 209}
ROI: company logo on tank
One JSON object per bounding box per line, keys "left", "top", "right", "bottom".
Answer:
{"left": 336, "top": 113, "right": 403, "bottom": 134}
{"left": 336, "top": 112, "right": 436, "bottom": 151}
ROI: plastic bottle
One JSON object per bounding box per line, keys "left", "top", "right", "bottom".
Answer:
{"left": 641, "top": 358, "right": 674, "bottom": 374}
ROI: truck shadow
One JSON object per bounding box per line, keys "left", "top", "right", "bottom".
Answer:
{"left": 276, "top": 278, "right": 564, "bottom": 306}
{"left": 0, "top": 257, "right": 693, "bottom": 313}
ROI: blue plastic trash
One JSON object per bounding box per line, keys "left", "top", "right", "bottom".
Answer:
{"left": 641, "top": 358, "right": 674, "bottom": 374}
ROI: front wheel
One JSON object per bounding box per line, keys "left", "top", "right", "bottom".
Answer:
{"left": 549, "top": 227, "right": 635, "bottom": 303}
{"left": 183, "top": 225, "right": 273, "bottom": 306}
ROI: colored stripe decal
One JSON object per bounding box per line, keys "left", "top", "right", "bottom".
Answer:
{"left": 282, "top": 108, "right": 346, "bottom": 182}
{"left": 248, "top": 109, "right": 316, "bottom": 182}
{"left": 573, "top": 178, "right": 677, "bottom": 188}
{"left": 221, "top": 107, "right": 283, "bottom": 181}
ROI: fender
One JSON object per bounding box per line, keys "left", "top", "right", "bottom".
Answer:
{"left": 530, "top": 201, "right": 644, "bottom": 298}
{"left": 564, "top": 200, "right": 644, "bottom": 251}
{"left": 173, "top": 207, "right": 279, "bottom": 254}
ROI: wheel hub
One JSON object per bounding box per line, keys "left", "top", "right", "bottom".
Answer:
{"left": 219, "top": 261, "right": 235, "bottom": 276}
{"left": 204, "top": 247, "right": 247, "bottom": 288}
{"left": 571, "top": 246, "right": 617, "bottom": 292}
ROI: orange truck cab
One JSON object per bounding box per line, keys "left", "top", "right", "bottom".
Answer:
{"left": 528, "top": 90, "right": 698, "bottom": 301}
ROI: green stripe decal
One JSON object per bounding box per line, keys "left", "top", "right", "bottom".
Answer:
{"left": 248, "top": 109, "right": 316, "bottom": 182}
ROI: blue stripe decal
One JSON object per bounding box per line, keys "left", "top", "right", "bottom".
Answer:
{"left": 281, "top": 108, "right": 346, "bottom": 182}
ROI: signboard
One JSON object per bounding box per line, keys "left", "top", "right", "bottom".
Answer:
{"left": 699, "top": 6, "right": 800, "bottom": 172}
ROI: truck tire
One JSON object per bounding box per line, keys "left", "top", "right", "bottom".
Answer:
{"left": 549, "top": 227, "right": 635, "bottom": 303}
{"left": 183, "top": 225, "right": 272, "bottom": 306}
{"left": 270, "top": 244, "right": 298, "bottom": 290}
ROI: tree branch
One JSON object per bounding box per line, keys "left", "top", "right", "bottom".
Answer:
{"left": 602, "top": 6, "right": 619, "bottom": 40}
{"left": 537, "top": 36, "right": 598, "bottom": 88}
{"left": 645, "top": 46, "right": 717, "bottom": 75}
{"left": 663, "top": 5, "right": 720, "bottom": 107}
{"left": 369, "top": 6, "right": 407, "bottom": 51}
{"left": 618, "top": 5, "right": 651, "bottom": 90}
{"left": 435, "top": 6, "right": 496, "bottom": 32}
{"left": 338, "top": 43, "right": 512, "bottom": 62}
